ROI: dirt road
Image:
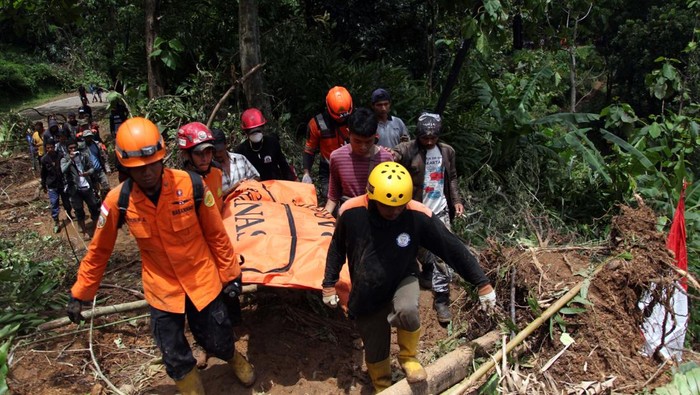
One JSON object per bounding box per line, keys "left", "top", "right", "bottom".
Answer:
{"left": 20, "top": 93, "right": 109, "bottom": 122}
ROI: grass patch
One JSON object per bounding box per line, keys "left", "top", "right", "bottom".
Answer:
{"left": 0, "top": 87, "right": 71, "bottom": 114}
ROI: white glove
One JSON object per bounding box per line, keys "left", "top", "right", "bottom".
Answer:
{"left": 322, "top": 287, "right": 339, "bottom": 308}
{"left": 302, "top": 174, "right": 313, "bottom": 184}
{"left": 479, "top": 290, "right": 497, "bottom": 311}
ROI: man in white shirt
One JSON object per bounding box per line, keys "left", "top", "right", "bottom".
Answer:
{"left": 391, "top": 113, "right": 465, "bottom": 325}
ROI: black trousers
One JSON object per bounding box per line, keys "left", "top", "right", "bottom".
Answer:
{"left": 150, "top": 294, "right": 234, "bottom": 380}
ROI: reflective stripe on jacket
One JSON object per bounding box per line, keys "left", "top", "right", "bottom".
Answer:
{"left": 303, "top": 112, "right": 350, "bottom": 163}
{"left": 71, "top": 168, "right": 240, "bottom": 313}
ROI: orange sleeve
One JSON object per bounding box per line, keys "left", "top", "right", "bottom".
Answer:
{"left": 199, "top": 184, "right": 240, "bottom": 283}
{"left": 303, "top": 118, "right": 320, "bottom": 155}
{"left": 70, "top": 189, "right": 121, "bottom": 301}
{"left": 204, "top": 168, "right": 224, "bottom": 212}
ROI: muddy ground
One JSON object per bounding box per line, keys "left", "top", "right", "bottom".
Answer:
{"left": 1, "top": 147, "right": 695, "bottom": 394}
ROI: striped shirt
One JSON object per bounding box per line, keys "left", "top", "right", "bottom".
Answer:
{"left": 327, "top": 145, "right": 393, "bottom": 202}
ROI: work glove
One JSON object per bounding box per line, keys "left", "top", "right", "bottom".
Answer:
{"left": 302, "top": 174, "right": 313, "bottom": 184}
{"left": 223, "top": 275, "right": 243, "bottom": 298}
{"left": 322, "top": 287, "right": 339, "bottom": 308}
{"left": 478, "top": 289, "right": 497, "bottom": 312}
{"left": 66, "top": 296, "right": 85, "bottom": 324}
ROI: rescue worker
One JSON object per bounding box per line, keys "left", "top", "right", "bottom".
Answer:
{"left": 392, "top": 113, "right": 465, "bottom": 325}
{"left": 322, "top": 162, "right": 496, "bottom": 392}
{"left": 178, "top": 122, "right": 225, "bottom": 211}
{"left": 66, "top": 117, "right": 256, "bottom": 393}
{"left": 302, "top": 86, "right": 354, "bottom": 203}
{"left": 235, "top": 108, "right": 296, "bottom": 181}
{"left": 212, "top": 128, "right": 260, "bottom": 197}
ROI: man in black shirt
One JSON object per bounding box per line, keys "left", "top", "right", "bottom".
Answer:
{"left": 40, "top": 139, "right": 73, "bottom": 233}
{"left": 235, "top": 108, "right": 296, "bottom": 181}
{"left": 322, "top": 162, "right": 496, "bottom": 392}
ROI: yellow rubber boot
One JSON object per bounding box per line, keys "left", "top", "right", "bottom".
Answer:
{"left": 396, "top": 327, "right": 427, "bottom": 383}
{"left": 228, "top": 350, "right": 256, "bottom": 387}
{"left": 366, "top": 357, "right": 392, "bottom": 393}
{"left": 174, "top": 367, "right": 205, "bottom": 395}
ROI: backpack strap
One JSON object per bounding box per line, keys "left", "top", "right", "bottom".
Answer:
{"left": 116, "top": 171, "right": 204, "bottom": 229}
{"left": 314, "top": 113, "right": 329, "bottom": 133}
{"left": 117, "top": 178, "right": 133, "bottom": 229}
{"left": 186, "top": 170, "right": 204, "bottom": 212}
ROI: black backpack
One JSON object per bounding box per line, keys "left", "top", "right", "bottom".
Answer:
{"left": 117, "top": 170, "right": 204, "bottom": 229}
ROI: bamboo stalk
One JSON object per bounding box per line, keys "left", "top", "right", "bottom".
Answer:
{"left": 445, "top": 259, "right": 611, "bottom": 395}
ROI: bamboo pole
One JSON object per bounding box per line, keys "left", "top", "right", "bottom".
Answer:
{"left": 445, "top": 259, "right": 612, "bottom": 395}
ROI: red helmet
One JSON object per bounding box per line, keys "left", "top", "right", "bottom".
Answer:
{"left": 177, "top": 122, "right": 215, "bottom": 151}
{"left": 326, "top": 86, "right": 353, "bottom": 121}
{"left": 241, "top": 108, "right": 267, "bottom": 131}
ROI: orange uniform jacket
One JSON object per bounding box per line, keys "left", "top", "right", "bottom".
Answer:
{"left": 303, "top": 114, "right": 350, "bottom": 164}
{"left": 203, "top": 167, "right": 224, "bottom": 212}
{"left": 71, "top": 168, "right": 240, "bottom": 313}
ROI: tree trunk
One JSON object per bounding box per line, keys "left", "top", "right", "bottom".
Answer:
{"left": 434, "top": 38, "right": 472, "bottom": 115}
{"left": 145, "top": 0, "right": 164, "bottom": 99}
{"left": 513, "top": 12, "right": 523, "bottom": 50}
{"left": 239, "top": 0, "right": 270, "bottom": 114}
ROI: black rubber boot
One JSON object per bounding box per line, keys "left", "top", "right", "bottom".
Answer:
{"left": 433, "top": 291, "right": 452, "bottom": 325}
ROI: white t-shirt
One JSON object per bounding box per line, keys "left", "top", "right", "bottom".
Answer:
{"left": 422, "top": 146, "right": 447, "bottom": 215}
{"left": 73, "top": 155, "right": 90, "bottom": 189}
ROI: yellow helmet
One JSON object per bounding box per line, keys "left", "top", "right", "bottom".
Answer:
{"left": 367, "top": 162, "right": 413, "bottom": 206}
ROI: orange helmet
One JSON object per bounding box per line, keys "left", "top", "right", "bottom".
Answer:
{"left": 177, "top": 122, "right": 215, "bottom": 151}
{"left": 115, "top": 117, "right": 165, "bottom": 167}
{"left": 241, "top": 108, "right": 267, "bottom": 130}
{"left": 325, "top": 86, "right": 353, "bottom": 121}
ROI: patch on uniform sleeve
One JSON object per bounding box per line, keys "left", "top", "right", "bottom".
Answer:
{"left": 96, "top": 214, "right": 107, "bottom": 229}
{"left": 100, "top": 203, "right": 110, "bottom": 217}
{"left": 204, "top": 190, "right": 216, "bottom": 207}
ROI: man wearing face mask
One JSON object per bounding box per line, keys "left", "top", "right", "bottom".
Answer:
{"left": 178, "top": 122, "right": 225, "bottom": 211}
{"left": 235, "top": 108, "right": 296, "bottom": 182}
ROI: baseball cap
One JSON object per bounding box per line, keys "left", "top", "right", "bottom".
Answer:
{"left": 371, "top": 88, "right": 391, "bottom": 104}
{"left": 192, "top": 142, "right": 215, "bottom": 152}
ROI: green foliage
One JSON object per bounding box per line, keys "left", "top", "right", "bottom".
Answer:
{"left": 0, "top": 231, "right": 71, "bottom": 394}
{"left": 653, "top": 362, "right": 700, "bottom": 395}
{"left": 0, "top": 48, "right": 66, "bottom": 106}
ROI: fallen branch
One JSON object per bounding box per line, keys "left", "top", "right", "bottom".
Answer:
{"left": 37, "top": 300, "right": 149, "bottom": 331}
{"left": 37, "top": 285, "right": 258, "bottom": 331}
{"left": 15, "top": 314, "right": 151, "bottom": 348}
{"left": 445, "top": 257, "right": 614, "bottom": 395}
{"left": 206, "top": 63, "right": 265, "bottom": 127}
{"left": 381, "top": 331, "right": 500, "bottom": 395}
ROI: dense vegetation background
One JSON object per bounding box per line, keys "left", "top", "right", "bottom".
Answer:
{"left": 0, "top": 0, "right": 698, "bottom": 362}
